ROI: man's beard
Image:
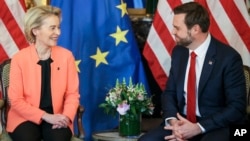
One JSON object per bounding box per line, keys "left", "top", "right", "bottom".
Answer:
{"left": 176, "top": 30, "right": 193, "bottom": 46}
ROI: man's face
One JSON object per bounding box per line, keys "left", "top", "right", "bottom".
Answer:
{"left": 172, "top": 14, "right": 193, "bottom": 47}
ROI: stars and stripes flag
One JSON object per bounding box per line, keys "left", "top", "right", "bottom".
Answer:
{"left": 0, "top": 0, "right": 29, "bottom": 64}
{"left": 143, "top": 0, "right": 250, "bottom": 90}
{"left": 0, "top": 0, "right": 28, "bottom": 99}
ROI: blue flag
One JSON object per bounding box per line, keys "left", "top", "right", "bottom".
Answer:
{"left": 124, "top": 0, "right": 145, "bottom": 8}
{"left": 50, "top": 0, "right": 149, "bottom": 140}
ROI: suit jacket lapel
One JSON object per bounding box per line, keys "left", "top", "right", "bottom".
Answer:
{"left": 177, "top": 48, "right": 189, "bottom": 101}
{"left": 198, "top": 37, "right": 216, "bottom": 95}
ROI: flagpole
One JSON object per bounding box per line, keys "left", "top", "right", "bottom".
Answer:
{"left": 145, "top": 0, "right": 158, "bottom": 17}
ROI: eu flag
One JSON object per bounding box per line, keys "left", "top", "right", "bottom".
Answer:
{"left": 50, "top": 0, "right": 149, "bottom": 140}
{"left": 124, "top": 0, "right": 145, "bottom": 8}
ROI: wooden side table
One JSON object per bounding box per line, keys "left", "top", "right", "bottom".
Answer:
{"left": 92, "top": 130, "right": 144, "bottom": 141}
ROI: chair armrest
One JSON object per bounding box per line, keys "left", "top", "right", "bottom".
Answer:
{"left": 76, "top": 105, "right": 85, "bottom": 139}
{"left": 0, "top": 99, "right": 4, "bottom": 109}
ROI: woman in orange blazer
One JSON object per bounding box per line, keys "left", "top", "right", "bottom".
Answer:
{"left": 7, "top": 5, "right": 80, "bottom": 141}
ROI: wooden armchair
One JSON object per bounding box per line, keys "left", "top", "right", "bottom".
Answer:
{"left": 0, "top": 59, "right": 85, "bottom": 141}
{"left": 243, "top": 65, "right": 250, "bottom": 120}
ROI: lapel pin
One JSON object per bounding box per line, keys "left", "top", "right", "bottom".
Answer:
{"left": 208, "top": 61, "right": 213, "bottom": 65}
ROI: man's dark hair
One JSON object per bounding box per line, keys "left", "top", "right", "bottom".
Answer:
{"left": 173, "top": 2, "right": 210, "bottom": 32}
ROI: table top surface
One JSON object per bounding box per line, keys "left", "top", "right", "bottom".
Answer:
{"left": 92, "top": 130, "right": 144, "bottom": 141}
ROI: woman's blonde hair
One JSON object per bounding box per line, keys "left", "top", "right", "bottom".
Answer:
{"left": 24, "top": 5, "right": 61, "bottom": 43}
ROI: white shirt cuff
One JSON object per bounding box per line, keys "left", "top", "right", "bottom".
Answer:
{"left": 197, "top": 122, "right": 206, "bottom": 133}
{"left": 165, "top": 117, "right": 177, "bottom": 126}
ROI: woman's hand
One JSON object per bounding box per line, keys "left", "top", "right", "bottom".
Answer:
{"left": 42, "top": 113, "right": 70, "bottom": 129}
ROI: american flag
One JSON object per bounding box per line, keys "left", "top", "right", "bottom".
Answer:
{"left": 0, "top": 0, "right": 28, "bottom": 100}
{"left": 143, "top": 0, "right": 250, "bottom": 90}
{"left": 0, "top": 0, "right": 29, "bottom": 64}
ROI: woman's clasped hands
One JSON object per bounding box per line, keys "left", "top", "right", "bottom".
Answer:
{"left": 42, "top": 113, "right": 70, "bottom": 129}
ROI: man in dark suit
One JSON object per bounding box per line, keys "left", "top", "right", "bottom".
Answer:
{"left": 139, "top": 2, "right": 246, "bottom": 141}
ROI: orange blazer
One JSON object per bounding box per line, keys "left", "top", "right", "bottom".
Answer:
{"left": 7, "top": 45, "right": 80, "bottom": 133}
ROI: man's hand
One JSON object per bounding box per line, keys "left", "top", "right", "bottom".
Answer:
{"left": 174, "top": 113, "right": 202, "bottom": 139}
{"left": 164, "top": 113, "right": 202, "bottom": 140}
{"left": 164, "top": 117, "right": 186, "bottom": 141}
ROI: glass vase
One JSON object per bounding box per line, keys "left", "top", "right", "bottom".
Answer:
{"left": 119, "top": 113, "right": 141, "bottom": 137}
